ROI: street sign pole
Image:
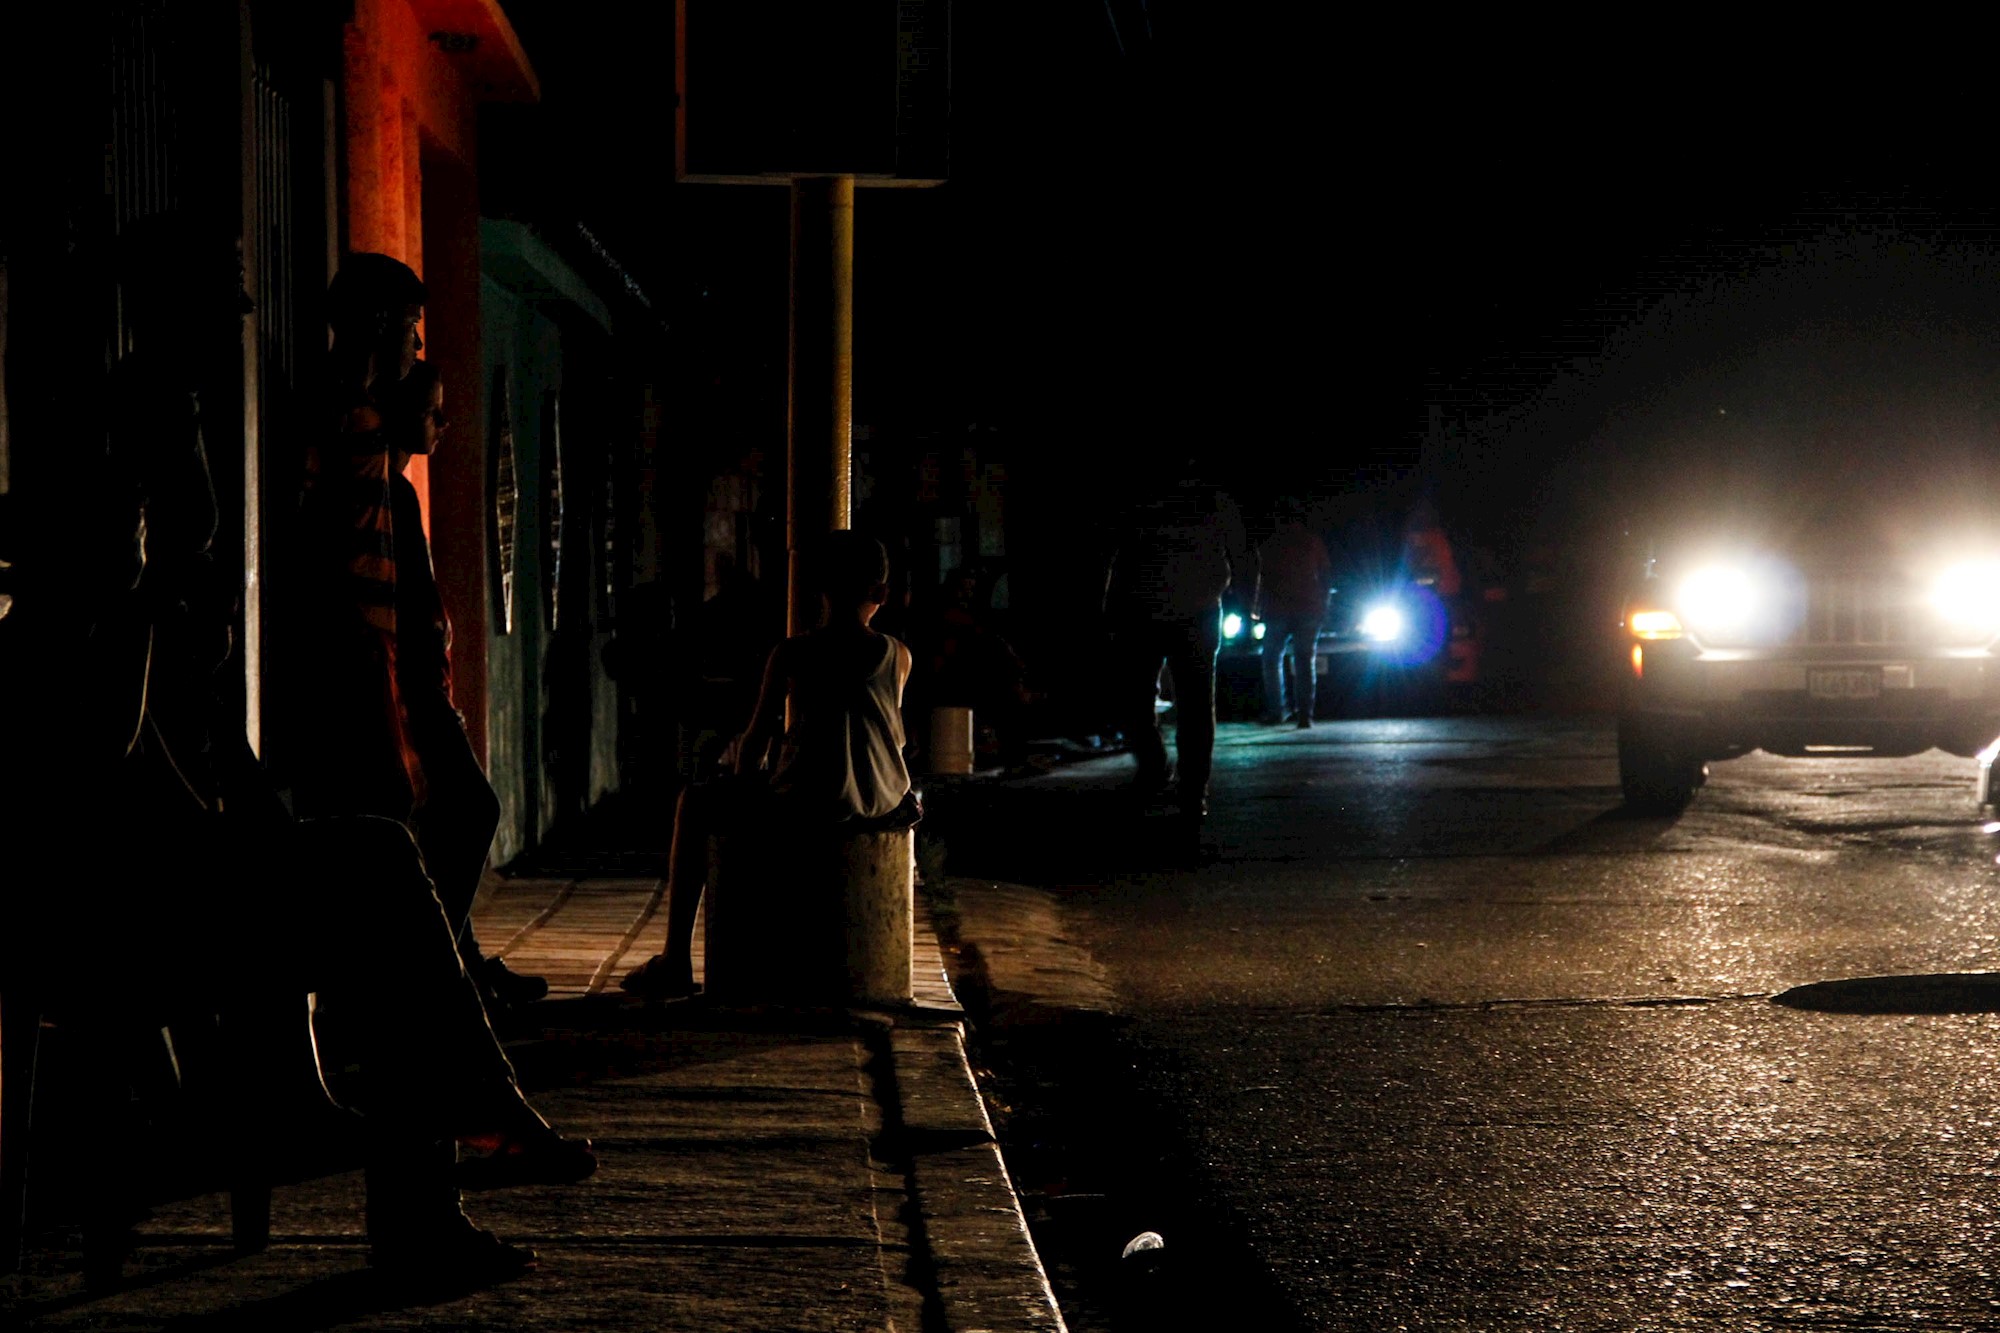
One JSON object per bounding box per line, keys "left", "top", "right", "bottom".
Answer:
{"left": 677, "top": 0, "right": 946, "bottom": 997}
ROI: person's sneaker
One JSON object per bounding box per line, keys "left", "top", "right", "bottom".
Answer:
{"left": 370, "top": 1216, "right": 537, "bottom": 1292}
{"left": 477, "top": 958, "right": 549, "bottom": 1007}
{"left": 1295, "top": 716, "right": 1313, "bottom": 730}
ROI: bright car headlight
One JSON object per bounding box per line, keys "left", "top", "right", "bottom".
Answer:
{"left": 1251, "top": 621, "right": 1267, "bottom": 641}
{"left": 1222, "top": 612, "right": 1244, "bottom": 640}
{"left": 1930, "top": 561, "right": 2000, "bottom": 637}
{"left": 1676, "top": 565, "right": 1759, "bottom": 637}
{"left": 1360, "top": 603, "right": 1405, "bottom": 643}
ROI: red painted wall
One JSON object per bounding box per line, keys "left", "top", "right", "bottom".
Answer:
{"left": 341, "top": 0, "right": 533, "bottom": 764}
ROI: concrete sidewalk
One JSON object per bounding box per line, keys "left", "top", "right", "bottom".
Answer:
{"left": 1, "top": 878, "right": 1065, "bottom": 1332}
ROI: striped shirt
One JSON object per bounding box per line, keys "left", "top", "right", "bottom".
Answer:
{"left": 293, "top": 391, "right": 424, "bottom": 815}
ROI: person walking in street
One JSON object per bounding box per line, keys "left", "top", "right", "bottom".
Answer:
{"left": 1256, "top": 505, "right": 1333, "bottom": 728}
{"left": 1102, "top": 458, "right": 1257, "bottom": 824}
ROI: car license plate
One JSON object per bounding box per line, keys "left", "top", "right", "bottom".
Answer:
{"left": 1809, "top": 668, "right": 1881, "bottom": 700}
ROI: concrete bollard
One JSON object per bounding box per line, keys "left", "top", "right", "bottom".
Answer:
{"left": 705, "top": 825, "right": 914, "bottom": 1006}
{"left": 929, "top": 706, "right": 974, "bottom": 776}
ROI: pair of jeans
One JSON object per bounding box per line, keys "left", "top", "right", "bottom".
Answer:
{"left": 1109, "top": 611, "right": 1221, "bottom": 811}
{"left": 1258, "top": 616, "right": 1323, "bottom": 722}
{"left": 406, "top": 695, "right": 502, "bottom": 974}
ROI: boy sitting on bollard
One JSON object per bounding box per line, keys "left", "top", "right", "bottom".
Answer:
{"left": 622, "top": 531, "right": 919, "bottom": 998}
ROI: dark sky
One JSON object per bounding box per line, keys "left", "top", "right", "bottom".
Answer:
{"left": 504, "top": 6, "right": 2000, "bottom": 563}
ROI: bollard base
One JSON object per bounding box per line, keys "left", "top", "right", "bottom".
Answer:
{"left": 705, "top": 825, "right": 914, "bottom": 1006}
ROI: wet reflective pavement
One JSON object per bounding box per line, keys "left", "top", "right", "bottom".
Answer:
{"left": 933, "top": 717, "right": 2000, "bottom": 1330}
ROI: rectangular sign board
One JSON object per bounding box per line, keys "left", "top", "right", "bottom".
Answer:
{"left": 675, "top": 0, "right": 950, "bottom": 186}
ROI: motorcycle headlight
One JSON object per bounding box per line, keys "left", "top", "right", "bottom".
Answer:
{"left": 1930, "top": 561, "right": 2000, "bottom": 638}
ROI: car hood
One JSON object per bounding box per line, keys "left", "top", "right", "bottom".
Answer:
{"left": 1644, "top": 467, "right": 2000, "bottom": 575}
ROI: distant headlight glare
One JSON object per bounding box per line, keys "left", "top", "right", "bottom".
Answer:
{"left": 1222, "top": 612, "right": 1244, "bottom": 640}
{"left": 1360, "top": 603, "right": 1405, "bottom": 643}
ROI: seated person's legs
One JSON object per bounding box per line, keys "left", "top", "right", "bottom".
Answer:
{"left": 293, "top": 816, "right": 593, "bottom": 1270}
{"left": 622, "top": 781, "right": 737, "bottom": 996}
{"left": 299, "top": 819, "right": 517, "bottom": 1117}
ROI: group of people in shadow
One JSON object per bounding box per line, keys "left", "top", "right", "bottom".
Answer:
{"left": 0, "top": 216, "right": 1338, "bottom": 1296}
{"left": 3, "top": 245, "right": 593, "bottom": 1288}
{"left": 1, "top": 237, "right": 935, "bottom": 1292}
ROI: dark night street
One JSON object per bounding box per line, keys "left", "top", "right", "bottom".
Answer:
{"left": 934, "top": 717, "right": 2000, "bottom": 1331}
{"left": 16, "top": 5, "right": 2000, "bottom": 1329}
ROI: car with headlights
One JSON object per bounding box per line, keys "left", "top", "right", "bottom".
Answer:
{"left": 1619, "top": 540, "right": 2000, "bottom": 811}
{"left": 1216, "top": 573, "right": 1465, "bottom": 718}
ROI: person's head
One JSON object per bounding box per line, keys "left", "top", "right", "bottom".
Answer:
{"left": 327, "top": 252, "right": 426, "bottom": 384}
{"left": 815, "top": 531, "right": 891, "bottom": 621}
{"left": 383, "top": 359, "right": 447, "bottom": 459}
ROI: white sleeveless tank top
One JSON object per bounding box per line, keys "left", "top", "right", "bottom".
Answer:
{"left": 770, "top": 630, "right": 910, "bottom": 821}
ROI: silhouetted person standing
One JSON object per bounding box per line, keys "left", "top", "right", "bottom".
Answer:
{"left": 1257, "top": 509, "right": 1333, "bottom": 728}
{"left": 287, "top": 253, "right": 545, "bottom": 1015}
{"left": 682, "top": 559, "right": 780, "bottom": 780}
{"left": 15, "top": 226, "right": 591, "bottom": 1283}
{"left": 1103, "top": 461, "right": 1256, "bottom": 823}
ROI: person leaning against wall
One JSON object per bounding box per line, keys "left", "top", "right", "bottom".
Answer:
{"left": 280, "top": 252, "right": 547, "bottom": 1019}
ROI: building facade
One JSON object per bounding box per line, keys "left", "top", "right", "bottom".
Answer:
{"left": 1, "top": 0, "right": 658, "bottom": 862}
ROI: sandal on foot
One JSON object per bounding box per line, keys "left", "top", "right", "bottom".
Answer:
{"left": 619, "top": 952, "right": 697, "bottom": 999}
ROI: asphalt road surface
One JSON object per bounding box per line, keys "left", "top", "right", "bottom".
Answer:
{"left": 933, "top": 716, "right": 2000, "bottom": 1332}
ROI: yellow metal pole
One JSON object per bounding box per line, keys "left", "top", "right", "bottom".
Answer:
{"left": 786, "top": 174, "right": 855, "bottom": 637}
{"left": 784, "top": 175, "right": 902, "bottom": 1001}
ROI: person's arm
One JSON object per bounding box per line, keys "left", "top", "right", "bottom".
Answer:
{"left": 894, "top": 638, "right": 913, "bottom": 705}
{"left": 732, "top": 639, "right": 793, "bottom": 776}
{"left": 1251, "top": 539, "right": 1271, "bottom": 621}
